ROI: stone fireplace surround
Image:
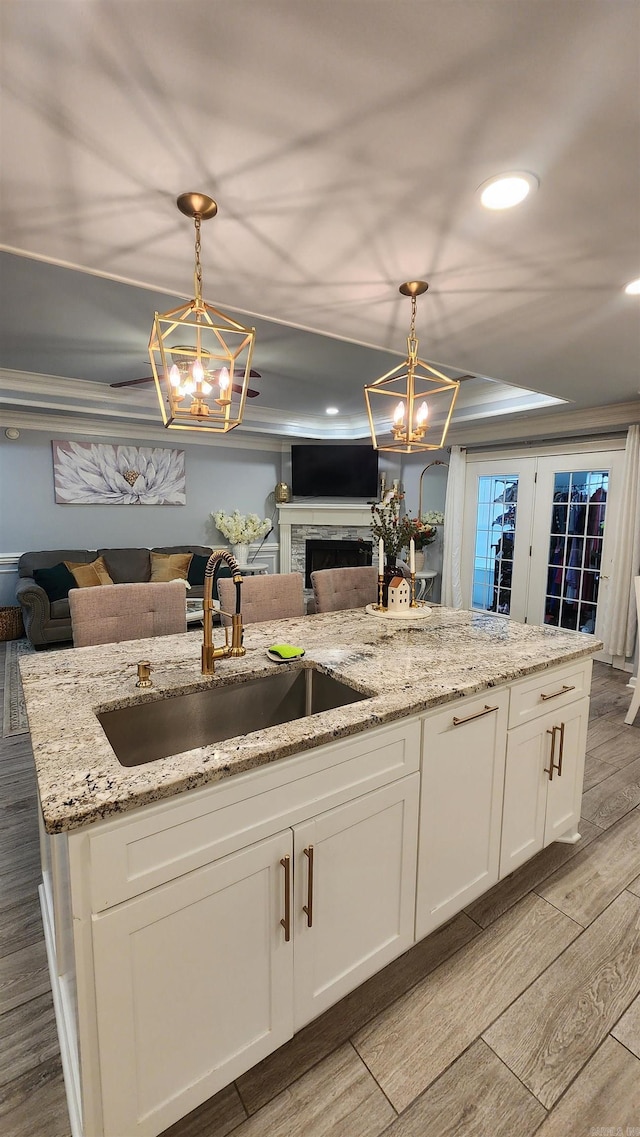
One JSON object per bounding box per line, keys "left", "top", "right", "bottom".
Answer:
{"left": 277, "top": 502, "right": 377, "bottom": 577}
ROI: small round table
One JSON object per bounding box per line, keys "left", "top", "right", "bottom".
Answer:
{"left": 235, "top": 561, "right": 269, "bottom": 575}
{"left": 415, "top": 569, "right": 438, "bottom": 601}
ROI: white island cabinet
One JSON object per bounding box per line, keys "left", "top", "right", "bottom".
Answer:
{"left": 500, "top": 658, "right": 592, "bottom": 875}
{"left": 61, "top": 720, "right": 421, "bottom": 1137}
{"left": 24, "top": 608, "right": 599, "bottom": 1137}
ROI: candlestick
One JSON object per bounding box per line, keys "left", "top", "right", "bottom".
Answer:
{"left": 376, "top": 572, "right": 385, "bottom": 610}
{"left": 410, "top": 571, "right": 417, "bottom": 607}
{"left": 409, "top": 538, "right": 415, "bottom": 575}
{"left": 378, "top": 537, "right": 384, "bottom": 568}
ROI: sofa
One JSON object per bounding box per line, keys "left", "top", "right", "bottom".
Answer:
{"left": 16, "top": 546, "right": 224, "bottom": 648}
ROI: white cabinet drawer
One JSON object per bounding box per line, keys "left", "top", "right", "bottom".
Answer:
{"left": 84, "top": 719, "right": 421, "bottom": 912}
{"left": 508, "top": 658, "right": 592, "bottom": 729}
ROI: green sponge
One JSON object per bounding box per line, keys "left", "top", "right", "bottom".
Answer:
{"left": 268, "top": 643, "right": 305, "bottom": 659}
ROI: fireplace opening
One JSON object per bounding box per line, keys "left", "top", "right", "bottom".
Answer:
{"left": 304, "top": 539, "right": 372, "bottom": 588}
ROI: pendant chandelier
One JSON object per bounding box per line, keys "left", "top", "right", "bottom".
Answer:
{"left": 364, "top": 281, "right": 460, "bottom": 453}
{"left": 148, "top": 192, "right": 256, "bottom": 433}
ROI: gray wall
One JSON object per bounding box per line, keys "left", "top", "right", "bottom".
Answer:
{"left": 0, "top": 429, "right": 282, "bottom": 604}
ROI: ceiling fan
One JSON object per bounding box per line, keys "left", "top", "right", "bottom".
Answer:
{"left": 111, "top": 366, "right": 262, "bottom": 398}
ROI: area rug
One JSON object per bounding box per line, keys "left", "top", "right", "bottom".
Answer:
{"left": 3, "top": 639, "right": 36, "bottom": 737}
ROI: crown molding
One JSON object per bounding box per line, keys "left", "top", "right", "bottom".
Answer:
{"left": 446, "top": 400, "right": 640, "bottom": 446}
{"left": 2, "top": 369, "right": 638, "bottom": 449}
{"left": 0, "top": 408, "right": 288, "bottom": 452}
{"left": 0, "top": 368, "right": 364, "bottom": 441}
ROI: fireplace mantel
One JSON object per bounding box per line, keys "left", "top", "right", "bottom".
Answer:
{"left": 278, "top": 501, "right": 373, "bottom": 573}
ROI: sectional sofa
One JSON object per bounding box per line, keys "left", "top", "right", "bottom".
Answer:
{"left": 16, "top": 546, "right": 218, "bottom": 648}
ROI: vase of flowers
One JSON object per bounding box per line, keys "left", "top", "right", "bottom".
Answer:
{"left": 411, "top": 516, "right": 439, "bottom": 570}
{"left": 415, "top": 511, "right": 444, "bottom": 569}
{"left": 212, "top": 509, "right": 272, "bottom": 565}
{"left": 231, "top": 543, "right": 250, "bottom": 565}
{"left": 371, "top": 490, "right": 415, "bottom": 604}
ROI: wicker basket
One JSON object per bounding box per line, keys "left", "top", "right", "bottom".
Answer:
{"left": 0, "top": 606, "right": 25, "bottom": 641}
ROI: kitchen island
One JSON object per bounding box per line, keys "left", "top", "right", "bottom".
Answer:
{"left": 20, "top": 607, "right": 601, "bottom": 1137}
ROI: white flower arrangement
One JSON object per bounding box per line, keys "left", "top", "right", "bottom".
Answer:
{"left": 212, "top": 509, "right": 272, "bottom": 544}
{"left": 421, "top": 510, "right": 445, "bottom": 526}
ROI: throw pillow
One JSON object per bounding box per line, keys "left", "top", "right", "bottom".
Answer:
{"left": 150, "top": 551, "right": 193, "bottom": 582}
{"left": 187, "top": 552, "right": 209, "bottom": 586}
{"left": 64, "top": 557, "right": 114, "bottom": 589}
{"left": 33, "top": 562, "right": 77, "bottom": 603}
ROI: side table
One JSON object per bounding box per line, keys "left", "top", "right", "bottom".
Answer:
{"left": 415, "top": 569, "right": 438, "bottom": 602}
{"left": 235, "top": 561, "right": 269, "bottom": 575}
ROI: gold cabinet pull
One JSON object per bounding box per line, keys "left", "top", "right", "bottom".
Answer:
{"left": 303, "top": 845, "right": 314, "bottom": 928}
{"left": 556, "top": 721, "right": 565, "bottom": 776}
{"left": 540, "top": 684, "right": 575, "bottom": 702}
{"left": 452, "top": 704, "right": 499, "bottom": 727}
{"left": 544, "top": 726, "right": 556, "bottom": 780}
{"left": 280, "top": 855, "right": 291, "bottom": 942}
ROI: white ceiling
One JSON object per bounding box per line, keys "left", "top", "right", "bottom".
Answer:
{"left": 1, "top": 0, "right": 639, "bottom": 443}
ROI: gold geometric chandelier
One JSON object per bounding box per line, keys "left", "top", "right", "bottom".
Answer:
{"left": 364, "top": 281, "right": 460, "bottom": 453}
{"left": 148, "top": 192, "right": 256, "bottom": 433}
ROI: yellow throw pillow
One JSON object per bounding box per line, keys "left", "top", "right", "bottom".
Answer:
{"left": 150, "top": 551, "right": 193, "bottom": 583}
{"left": 64, "top": 556, "right": 114, "bottom": 588}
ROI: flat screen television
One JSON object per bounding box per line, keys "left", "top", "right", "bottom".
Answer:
{"left": 291, "top": 444, "right": 379, "bottom": 499}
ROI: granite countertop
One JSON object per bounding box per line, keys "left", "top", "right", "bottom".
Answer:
{"left": 19, "top": 607, "right": 602, "bottom": 834}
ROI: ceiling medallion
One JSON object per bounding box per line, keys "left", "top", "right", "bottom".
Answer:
{"left": 364, "top": 282, "right": 460, "bottom": 454}
{"left": 148, "top": 192, "right": 256, "bottom": 433}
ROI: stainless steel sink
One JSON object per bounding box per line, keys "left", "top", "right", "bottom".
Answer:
{"left": 97, "top": 666, "right": 367, "bottom": 767}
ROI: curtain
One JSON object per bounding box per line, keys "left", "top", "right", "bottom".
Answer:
{"left": 442, "top": 446, "right": 466, "bottom": 608}
{"left": 601, "top": 424, "right": 640, "bottom": 657}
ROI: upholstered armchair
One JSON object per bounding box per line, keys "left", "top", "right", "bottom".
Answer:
{"left": 311, "top": 566, "right": 378, "bottom": 613}
{"left": 217, "top": 573, "right": 305, "bottom": 626}
{"left": 69, "top": 581, "right": 187, "bottom": 647}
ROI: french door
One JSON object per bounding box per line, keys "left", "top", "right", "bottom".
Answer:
{"left": 462, "top": 449, "right": 623, "bottom": 643}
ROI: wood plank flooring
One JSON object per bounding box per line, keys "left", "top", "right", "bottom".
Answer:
{"left": 0, "top": 647, "right": 638, "bottom": 1137}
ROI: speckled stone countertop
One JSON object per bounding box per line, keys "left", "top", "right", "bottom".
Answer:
{"left": 19, "top": 607, "right": 601, "bottom": 834}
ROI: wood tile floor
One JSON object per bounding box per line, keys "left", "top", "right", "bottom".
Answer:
{"left": 1, "top": 645, "right": 638, "bottom": 1137}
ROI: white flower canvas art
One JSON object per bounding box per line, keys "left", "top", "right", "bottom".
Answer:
{"left": 52, "top": 441, "right": 186, "bottom": 505}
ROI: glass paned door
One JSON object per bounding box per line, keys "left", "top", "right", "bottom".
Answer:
{"left": 544, "top": 470, "right": 608, "bottom": 632}
{"left": 472, "top": 475, "right": 519, "bottom": 615}
{"left": 528, "top": 452, "right": 622, "bottom": 642}
{"left": 462, "top": 458, "right": 536, "bottom": 624}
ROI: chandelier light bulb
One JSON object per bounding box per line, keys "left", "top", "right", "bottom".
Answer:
{"left": 393, "top": 401, "right": 405, "bottom": 425}
{"left": 183, "top": 375, "right": 196, "bottom": 395}
{"left": 416, "top": 401, "right": 428, "bottom": 427}
{"left": 218, "top": 366, "right": 230, "bottom": 393}
{"left": 200, "top": 378, "right": 212, "bottom": 395}
{"left": 169, "top": 364, "right": 181, "bottom": 387}
{"left": 625, "top": 278, "right": 640, "bottom": 295}
{"left": 192, "top": 359, "right": 204, "bottom": 385}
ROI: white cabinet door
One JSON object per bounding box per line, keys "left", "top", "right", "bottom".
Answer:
{"left": 415, "top": 690, "right": 509, "bottom": 940}
{"left": 500, "top": 716, "right": 550, "bottom": 876}
{"left": 500, "top": 697, "right": 590, "bottom": 876}
{"left": 293, "top": 775, "right": 419, "bottom": 1029}
{"left": 92, "top": 830, "right": 294, "bottom": 1137}
{"left": 544, "top": 697, "right": 589, "bottom": 843}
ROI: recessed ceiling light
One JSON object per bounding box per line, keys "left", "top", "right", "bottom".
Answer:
{"left": 326, "top": 407, "right": 339, "bottom": 415}
{"left": 479, "top": 172, "right": 539, "bottom": 210}
{"left": 624, "top": 278, "right": 640, "bottom": 295}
